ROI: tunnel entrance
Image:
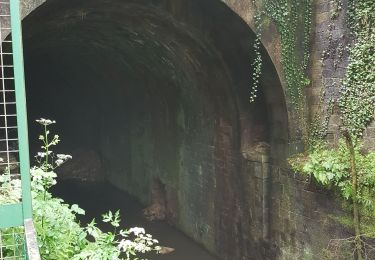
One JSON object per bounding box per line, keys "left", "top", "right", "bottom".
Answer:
{"left": 21, "top": 0, "right": 288, "bottom": 259}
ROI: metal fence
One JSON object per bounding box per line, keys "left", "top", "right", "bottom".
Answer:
{"left": 0, "top": 0, "right": 39, "bottom": 259}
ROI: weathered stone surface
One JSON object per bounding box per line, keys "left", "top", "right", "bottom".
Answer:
{"left": 58, "top": 149, "right": 104, "bottom": 182}
{"left": 11, "top": 0, "right": 375, "bottom": 259}
{"left": 22, "top": 2, "right": 284, "bottom": 259}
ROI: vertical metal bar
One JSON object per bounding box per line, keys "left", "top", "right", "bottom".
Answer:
{"left": 9, "top": 0, "right": 32, "bottom": 220}
{"left": 24, "top": 219, "right": 41, "bottom": 260}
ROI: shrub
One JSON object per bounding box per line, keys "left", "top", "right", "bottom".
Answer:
{"left": 0, "top": 118, "right": 160, "bottom": 259}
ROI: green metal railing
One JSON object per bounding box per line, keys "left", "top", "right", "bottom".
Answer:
{"left": 0, "top": 0, "right": 39, "bottom": 259}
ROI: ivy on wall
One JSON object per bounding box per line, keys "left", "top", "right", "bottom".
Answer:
{"left": 249, "top": 0, "right": 374, "bottom": 257}
{"left": 250, "top": 0, "right": 374, "bottom": 142}
{"left": 338, "top": 0, "right": 375, "bottom": 138}
{"left": 288, "top": 0, "right": 375, "bottom": 258}
{"left": 249, "top": 6, "right": 263, "bottom": 102}
{"left": 250, "top": 0, "right": 312, "bottom": 113}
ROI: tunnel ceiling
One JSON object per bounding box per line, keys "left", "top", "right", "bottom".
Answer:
{"left": 20, "top": 0, "right": 288, "bottom": 259}
{"left": 22, "top": 0, "right": 288, "bottom": 154}
{"left": 24, "top": 0, "right": 247, "bottom": 147}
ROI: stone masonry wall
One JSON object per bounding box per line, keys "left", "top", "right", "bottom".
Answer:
{"left": 308, "top": 0, "right": 351, "bottom": 144}
{"left": 17, "top": 0, "right": 375, "bottom": 259}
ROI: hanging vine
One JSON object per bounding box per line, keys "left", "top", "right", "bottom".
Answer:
{"left": 250, "top": 0, "right": 313, "bottom": 114}
{"left": 250, "top": 0, "right": 374, "bottom": 139}
{"left": 249, "top": 4, "right": 264, "bottom": 102}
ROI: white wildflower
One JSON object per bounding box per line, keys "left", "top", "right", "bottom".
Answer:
{"left": 55, "top": 159, "right": 64, "bottom": 166}
{"left": 56, "top": 154, "right": 72, "bottom": 160}
{"left": 128, "top": 227, "right": 145, "bottom": 236}
{"left": 36, "top": 118, "right": 56, "bottom": 126}
{"left": 118, "top": 240, "right": 135, "bottom": 251}
{"left": 36, "top": 151, "right": 52, "bottom": 158}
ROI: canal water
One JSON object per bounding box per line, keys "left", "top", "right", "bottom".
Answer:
{"left": 52, "top": 180, "right": 219, "bottom": 260}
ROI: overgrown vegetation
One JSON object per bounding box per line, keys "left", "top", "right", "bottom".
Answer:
{"left": 250, "top": 0, "right": 312, "bottom": 125}
{"left": 290, "top": 137, "right": 375, "bottom": 255}
{"left": 289, "top": 140, "right": 375, "bottom": 226}
{"left": 0, "top": 119, "right": 161, "bottom": 259}
{"left": 339, "top": 0, "right": 375, "bottom": 138}
{"left": 289, "top": 137, "right": 375, "bottom": 259}
{"left": 288, "top": 0, "right": 375, "bottom": 258}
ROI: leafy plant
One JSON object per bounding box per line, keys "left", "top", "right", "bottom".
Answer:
{"left": 0, "top": 118, "right": 161, "bottom": 259}
{"left": 0, "top": 169, "right": 22, "bottom": 204}
{"left": 289, "top": 140, "right": 375, "bottom": 206}
{"left": 289, "top": 138, "right": 375, "bottom": 259}
{"left": 288, "top": 0, "right": 375, "bottom": 258}
{"left": 73, "top": 216, "right": 160, "bottom": 260}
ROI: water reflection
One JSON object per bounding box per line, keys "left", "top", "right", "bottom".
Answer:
{"left": 52, "top": 180, "right": 219, "bottom": 260}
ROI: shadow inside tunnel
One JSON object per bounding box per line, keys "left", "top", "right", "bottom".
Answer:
{"left": 51, "top": 179, "right": 220, "bottom": 260}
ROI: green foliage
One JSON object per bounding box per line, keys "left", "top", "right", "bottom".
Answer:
{"left": 250, "top": 0, "right": 312, "bottom": 112}
{"left": 347, "top": 0, "right": 375, "bottom": 36}
{"left": 288, "top": 0, "right": 374, "bottom": 257}
{"left": 330, "top": 213, "right": 375, "bottom": 237}
{"left": 72, "top": 217, "right": 160, "bottom": 260}
{"left": 0, "top": 170, "right": 22, "bottom": 204}
{"left": 0, "top": 119, "right": 160, "bottom": 259}
{"left": 289, "top": 140, "right": 375, "bottom": 224}
{"left": 338, "top": 32, "right": 375, "bottom": 137}
{"left": 33, "top": 195, "right": 86, "bottom": 259}
{"left": 249, "top": 7, "right": 263, "bottom": 102}
{"left": 305, "top": 96, "right": 335, "bottom": 150}
{"left": 336, "top": 0, "right": 375, "bottom": 138}
{"left": 0, "top": 226, "right": 25, "bottom": 258}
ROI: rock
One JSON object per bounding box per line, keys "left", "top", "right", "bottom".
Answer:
{"left": 158, "top": 246, "right": 175, "bottom": 255}
{"left": 143, "top": 203, "right": 166, "bottom": 221}
{"left": 143, "top": 178, "right": 167, "bottom": 221}
{"left": 58, "top": 149, "right": 104, "bottom": 182}
{"left": 241, "top": 142, "right": 270, "bottom": 161}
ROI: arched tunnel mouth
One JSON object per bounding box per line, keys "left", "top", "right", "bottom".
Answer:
{"left": 19, "top": 0, "right": 288, "bottom": 259}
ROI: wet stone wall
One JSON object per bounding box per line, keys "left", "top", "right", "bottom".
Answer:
{"left": 11, "top": 0, "right": 375, "bottom": 259}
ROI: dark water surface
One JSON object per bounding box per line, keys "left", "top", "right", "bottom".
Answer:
{"left": 52, "top": 180, "right": 219, "bottom": 260}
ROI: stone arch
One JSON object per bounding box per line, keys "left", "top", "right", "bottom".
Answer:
{"left": 16, "top": 0, "right": 289, "bottom": 259}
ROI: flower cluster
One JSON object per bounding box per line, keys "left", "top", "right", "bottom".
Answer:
{"left": 128, "top": 227, "right": 145, "bottom": 236}
{"left": 55, "top": 154, "right": 72, "bottom": 167}
{"left": 1, "top": 119, "right": 162, "bottom": 260}
{"left": 118, "top": 227, "right": 161, "bottom": 254}
{"left": 36, "top": 118, "right": 56, "bottom": 126}
{"left": 36, "top": 151, "right": 52, "bottom": 158}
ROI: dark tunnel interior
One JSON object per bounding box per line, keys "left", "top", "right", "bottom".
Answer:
{"left": 19, "top": 0, "right": 288, "bottom": 258}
